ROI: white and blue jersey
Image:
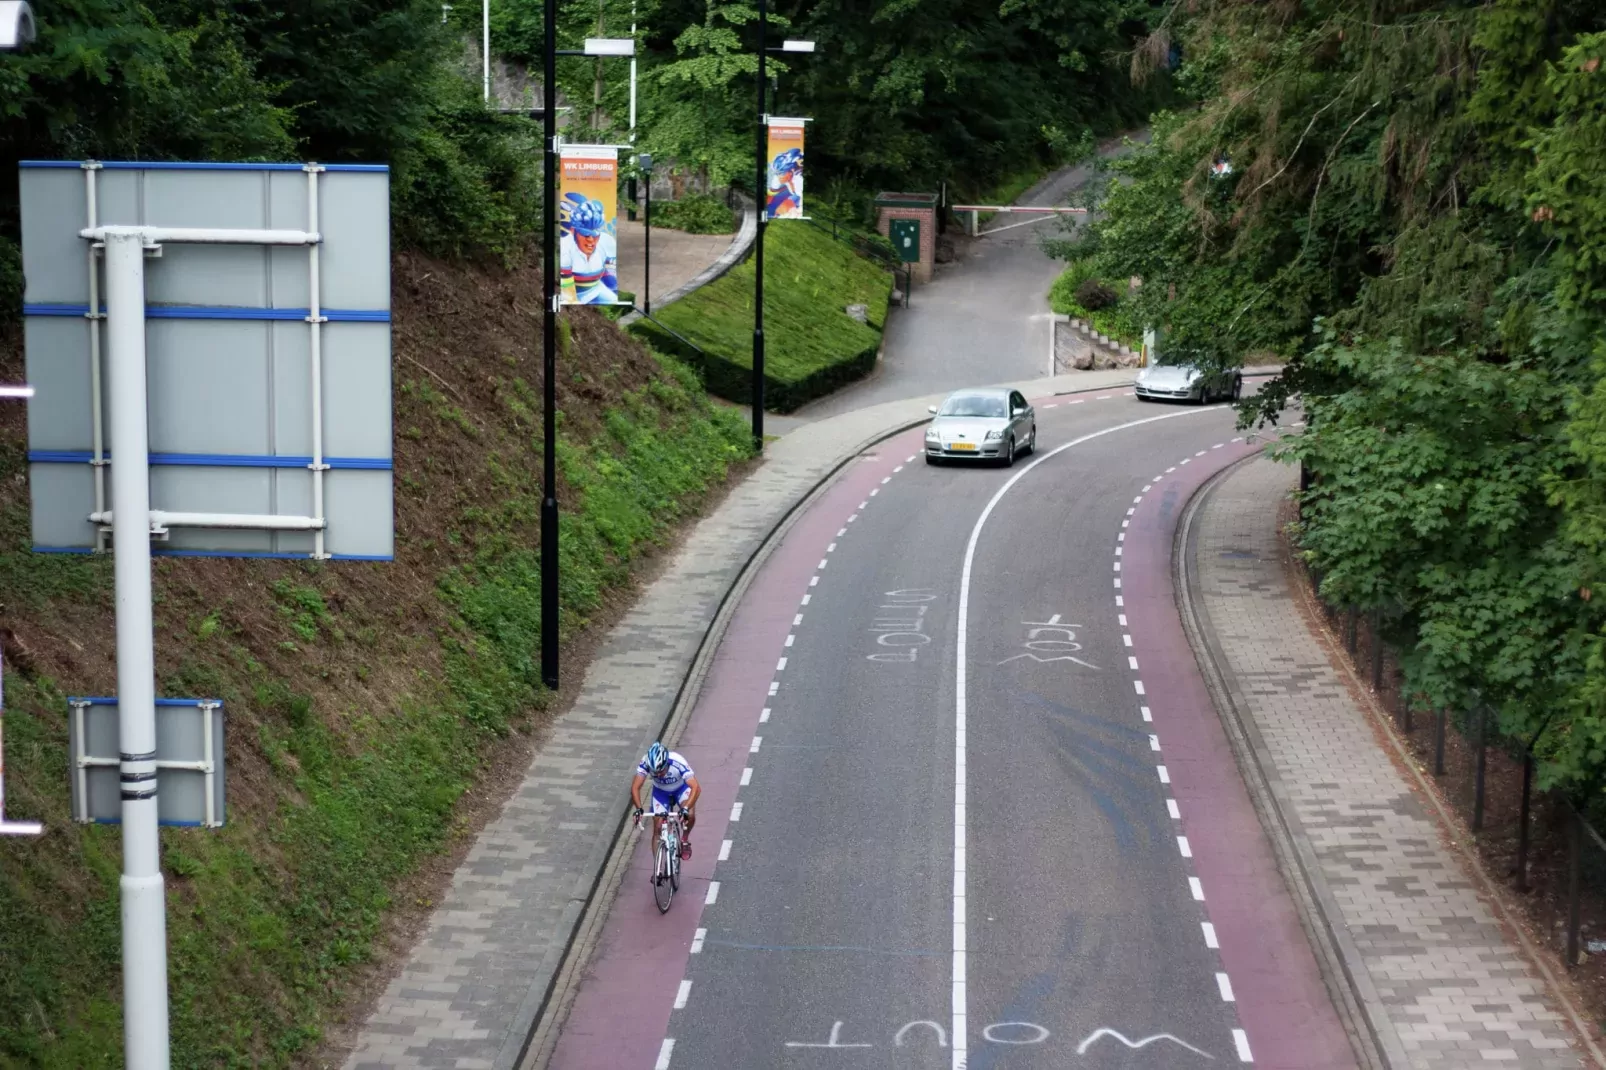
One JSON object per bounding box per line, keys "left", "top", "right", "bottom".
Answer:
{"left": 638, "top": 750, "right": 696, "bottom": 813}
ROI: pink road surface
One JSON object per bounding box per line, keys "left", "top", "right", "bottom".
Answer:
{"left": 549, "top": 426, "right": 929, "bottom": 1069}
{"left": 1121, "top": 434, "right": 1357, "bottom": 1070}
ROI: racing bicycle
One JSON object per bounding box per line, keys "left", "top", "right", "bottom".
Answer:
{"left": 638, "top": 806, "right": 685, "bottom": 913}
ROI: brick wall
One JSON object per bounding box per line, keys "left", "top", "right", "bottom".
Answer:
{"left": 876, "top": 206, "right": 936, "bottom": 283}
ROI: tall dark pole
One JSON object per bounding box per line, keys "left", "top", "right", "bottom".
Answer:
{"left": 644, "top": 171, "right": 652, "bottom": 314}
{"left": 751, "top": 0, "right": 767, "bottom": 451}
{"left": 540, "top": 0, "right": 560, "bottom": 690}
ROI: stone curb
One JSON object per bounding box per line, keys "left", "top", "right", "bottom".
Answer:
{"left": 618, "top": 194, "right": 757, "bottom": 329}
{"left": 1175, "top": 452, "right": 1405, "bottom": 1070}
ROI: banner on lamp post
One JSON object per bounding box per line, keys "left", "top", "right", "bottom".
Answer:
{"left": 765, "top": 117, "right": 809, "bottom": 220}
{"left": 559, "top": 145, "right": 622, "bottom": 306}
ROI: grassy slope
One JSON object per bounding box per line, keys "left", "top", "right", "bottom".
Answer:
{"left": 1047, "top": 262, "right": 1143, "bottom": 348}
{"left": 636, "top": 221, "right": 890, "bottom": 407}
{"left": 0, "top": 251, "right": 751, "bottom": 1067}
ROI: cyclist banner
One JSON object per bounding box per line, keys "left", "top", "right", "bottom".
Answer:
{"left": 559, "top": 144, "right": 622, "bottom": 305}
{"left": 765, "top": 117, "right": 809, "bottom": 220}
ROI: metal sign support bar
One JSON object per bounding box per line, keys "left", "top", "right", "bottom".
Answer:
{"left": 103, "top": 229, "right": 171, "bottom": 1070}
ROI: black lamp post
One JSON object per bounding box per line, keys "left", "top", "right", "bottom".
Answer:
{"left": 750, "top": 16, "right": 816, "bottom": 452}
{"left": 540, "top": 30, "right": 635, "bottom": 690}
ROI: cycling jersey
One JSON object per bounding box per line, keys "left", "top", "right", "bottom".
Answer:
{"left": 637, "top": 750, "right": 694, "bottom": 793}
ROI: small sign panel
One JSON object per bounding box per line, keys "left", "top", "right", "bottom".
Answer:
{"left": 19, "top": 161, "right": 394, "bottom": 560}
{"left": 67, "top": 697, "right": 226, "bottom": 827}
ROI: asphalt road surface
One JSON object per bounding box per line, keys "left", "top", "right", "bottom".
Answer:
{"left": 548, "top": 388, "right": 1355, "bottom": 1070}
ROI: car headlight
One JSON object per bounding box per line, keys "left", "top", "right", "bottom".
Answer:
{"left": 1136, "top": 367, "right": 1151, "bottom": 381}
{"left": 984, "top": 430, "right": 1003, "bottom": 441}
{"left": 925, "top": 427, "right": 940, "bottom": 439}
{"left": 1186, "top": 368, "right": 1201, "bottom": 381}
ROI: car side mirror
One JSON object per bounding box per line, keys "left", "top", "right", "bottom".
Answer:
{"left": 927, "top": 405, "right": 938, "bottom": 414}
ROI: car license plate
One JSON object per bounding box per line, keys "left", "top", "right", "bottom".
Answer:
{"left": 949, "top": 442, "right": 976, "bottom": 451}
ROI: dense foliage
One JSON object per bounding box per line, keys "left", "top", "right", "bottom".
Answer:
{"left": 1064, "top": 0, "right": 1606, "bottom": 792}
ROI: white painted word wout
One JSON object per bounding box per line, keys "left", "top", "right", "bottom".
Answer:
{"left": 866, "top": 588, "right": 937, "bottom": 663}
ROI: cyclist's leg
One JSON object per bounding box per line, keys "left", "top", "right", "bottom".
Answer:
{"left": 649, "top": 786, "right": 675, "bottom": 843}
{"left": 675, "top": 785, "right": 696, "bottom": 836}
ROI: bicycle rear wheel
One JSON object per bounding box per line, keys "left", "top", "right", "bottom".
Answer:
{"left": 654, "top": 844, "right": 675, "bottom": 913}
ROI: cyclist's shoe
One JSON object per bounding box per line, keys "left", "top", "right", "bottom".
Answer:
{"left": 680, "top": 837, "right": 692, "bottom": 860}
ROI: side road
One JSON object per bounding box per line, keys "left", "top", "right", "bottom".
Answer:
{"left": 337, "top": 370, "right": 1140, "bottom": 1070}
{"left": 1184, "top": 456, "right": 1597, "bottom": 1069}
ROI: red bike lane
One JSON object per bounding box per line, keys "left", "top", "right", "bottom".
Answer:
{"left": 1120, "top": 436, "right": 1357, "bottom": 1069}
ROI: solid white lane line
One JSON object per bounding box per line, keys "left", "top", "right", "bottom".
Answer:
{"left": 949, "top": 404, "right": 1218, "bottom": 1070}
{"left": 1233, "top": 1029, "right": 1253, "bottom": 1062}
{"left": 1202, "top": 922, "right": 1219, "bottom": 948}
{"left": 656, "top": 1039, "right": 675, "bottom": 1069}
{"left": 1167, "top": 799, "right": 1181, "bottom": 819}
{"left": 1190, "top": 877, "right": 1205, "bottom": 900}
{"left": 675, "top": 980, "right": 693, "bottom": 1009}
{"left": 740, "top": 768, "right": 752, "bottom": 785}
{"left": 705, "top": 882, "right": 720, "bottom": 904}
{"left": 690, "top": 928, "right": 706, "bottom": 953}
{"left": 719, "top": 840, "right": 732, "bottom": 861}
{"left": 1216, "top": 972, "right": 1235, "bottom": 1002}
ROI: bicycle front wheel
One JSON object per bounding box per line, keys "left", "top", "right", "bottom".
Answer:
{"left": 654, "top": 844, "right": 675, "bottom": 913}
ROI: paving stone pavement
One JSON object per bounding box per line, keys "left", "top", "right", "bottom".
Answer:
{"left": 339, "top": 369, "right": 1138, "bottom": 1070}
{"left": 1192, "top": 456, "right": 1586, "bottom": 1069}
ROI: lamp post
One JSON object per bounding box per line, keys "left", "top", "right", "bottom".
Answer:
{"left": 541, "top": 31, "right": 635, "bottom": 690}
{"left": 639, "top": 153, "right": 653, "bottom": 313}
{"left": 750, "top": 20, "right": 815, "bottom": 451}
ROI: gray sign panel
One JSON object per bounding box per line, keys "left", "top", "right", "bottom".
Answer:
{"left": 67, "top": 697, "right": 226, "bottom": 827}
{"left": 20, "top": 161, "right": 393, "bottom": 559}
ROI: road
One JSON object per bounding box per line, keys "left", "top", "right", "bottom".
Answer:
{"left": 796, "top": 135, "right": 1145, "bottom": 423}
{"left": 546, "top": 388, "right": 1355, "bottom": 1070}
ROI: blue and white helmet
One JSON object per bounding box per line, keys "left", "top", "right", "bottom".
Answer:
{"left": 562, "top": 192, "right": 607, "bottom": 237}
{"left": 644, "top": 741, "right": 670, "bottom": 775}
{"left": 771, "top": 147, "right": 803, "bottom": 178}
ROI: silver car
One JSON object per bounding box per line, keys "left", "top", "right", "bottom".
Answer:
{"left": 1133, "top": 362, "right": 1242, "bottom": 404}
{"left": 924, "top": 388, "right": 1037, "bottom": 466}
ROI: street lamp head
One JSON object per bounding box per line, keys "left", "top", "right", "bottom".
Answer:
{"left": 780, "top": 39, "right": 816, "bottom": 52}
{"left": 638, "top": 153, "right": 653, "bottom": 172}
{"left": 584, "top": 37, "right": 635, "bottom": 56}
{"left": 0, "top": 1, "right": 36, "bottom": 49}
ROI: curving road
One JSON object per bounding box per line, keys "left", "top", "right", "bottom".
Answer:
{"left": 545, "top": 389, "right": 1355, "bottom": 1070}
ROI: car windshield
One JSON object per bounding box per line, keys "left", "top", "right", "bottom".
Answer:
{"left": 939, "top": 393, "right": 1006, "bottom": 418}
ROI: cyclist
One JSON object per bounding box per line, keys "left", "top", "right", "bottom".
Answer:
{"left": 632, "top": 741, "right": 700, "bottom": 859}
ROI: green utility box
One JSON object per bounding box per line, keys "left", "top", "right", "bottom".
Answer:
{"left": 889, "top": 218, "right": 921, "bottom": 263}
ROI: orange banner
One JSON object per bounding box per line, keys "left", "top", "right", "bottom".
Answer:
{"left": 765, "top": 119, "right": 807, "bottom": 220}
{"left": 559, "top": 145, "right": 621, "bottom": 305}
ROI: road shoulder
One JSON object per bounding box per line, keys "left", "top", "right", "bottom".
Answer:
{"left": 1181, "top": 454, "right": 1590, "bottom": 1069}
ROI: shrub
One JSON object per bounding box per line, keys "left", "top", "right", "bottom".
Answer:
{"left": 651, "top": 194, "right": 736, "bottom": 235}
{"left": 1074, "top": 277, "right": 1119, "bottom": 311}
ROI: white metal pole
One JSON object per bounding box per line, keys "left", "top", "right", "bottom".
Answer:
{"left": 306, "top": 166, "right": 329, "bottom": 560}
{"left": 104, "top": 231, "right": 171, "bottom": 1070}
{"left": 628, "top": 0, "right": 637, "bottom": 137}
{"left": 85, "top": 163, "right": 107, "bottom": 553}
{"left": 483, "top": 0, "right": 491, "bottom": 101}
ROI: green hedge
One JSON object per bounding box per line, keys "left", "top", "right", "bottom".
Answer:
{"left": 627, "top": 222, "right": 890, "bottom": 413}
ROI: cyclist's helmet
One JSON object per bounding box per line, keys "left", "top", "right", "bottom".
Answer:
{"left": 645, "top": 741, "right": 671, "bottom": 775}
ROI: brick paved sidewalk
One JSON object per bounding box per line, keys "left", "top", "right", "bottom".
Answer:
{"left": 1190, "top": 456, "right": 1588, "bottom": 1069}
